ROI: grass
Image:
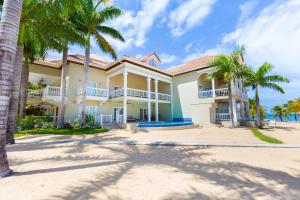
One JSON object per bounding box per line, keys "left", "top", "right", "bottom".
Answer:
{"left": 251, "top": 128, "right": 283, "bottom": 144}
{"left": 16, "top": 128, "right": 108, "bottom": 137}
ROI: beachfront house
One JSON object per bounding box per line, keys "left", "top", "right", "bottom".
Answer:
{"left": 26, "top": 52, "right": 249, "bottom": 128}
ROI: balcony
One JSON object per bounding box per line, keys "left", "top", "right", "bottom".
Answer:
{"left": 27, "top": 90, "right": 42, "bottom": 98}
{"left": 199, "top": 88, "right": 229, "bottom": 98}
{"left": 110, "top": 88, "right": 172, "bottom": 102}
{"left": 77, "top": 87, "right": 109, "bottom": 101}
{"left": 216, "top": 113, "right": 230, "bottom": 121}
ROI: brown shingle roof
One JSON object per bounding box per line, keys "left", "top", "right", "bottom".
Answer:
{"left": 67, "top": 54, "right": 110, "bottom": 69}
{"left": 166, "top": 55, "right": 217, "bottom": 75}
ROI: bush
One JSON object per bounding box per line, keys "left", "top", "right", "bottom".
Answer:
{"left": 73, "top": 115, "right": 101, "bottom": 129}
{"left": 73, "top": 117, "right": 80, "bottom": 128}
{"left": 64, "top": 121, "right": 73, "bottom": 129}
{"left": 25, "top": 105, "right": 47, "bottom": 116}
{"left": 18, "top": 115, "right": 55, "bottom": 131}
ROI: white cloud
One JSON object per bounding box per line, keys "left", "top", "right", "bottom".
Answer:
{"left": 159, "top": 53, "right": 177, "bottom": 64}
{"left": 223, "top": 0, "right": 300, "bottom": 78}
{"left": 167, "top": 0, "right": 217, "bottom": 37}
{"left": 106, "top": 0, "right": 170, "bottom": 50}
{"left": 238, "top": 0, "right": 258, "bottom": 25}
{"left": 184, "top": 42, "right": 194, "bottom": 52}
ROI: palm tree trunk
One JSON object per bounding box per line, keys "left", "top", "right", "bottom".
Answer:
{"left": 80, "top": 44, "right": 90, "bottom": 128}
{"left": 57, "top": 48, "right": 68, "bottom": 129}
{"left": 255, "top": 87, "right": 261, "bottom": 128}
{"left": 6, "top": 46, "right": 23, "bottom": 144}
{"left": 0, "top": 0, "right": 23, "bottom": 177}
{"left": 18, "top": 60, "right": 29, "bottom": 119}
{"left": 228, "top": 84, "right": 235, "bottom": 128}
{"left": 295, "top": 113, "right": 297, "bottom": 122}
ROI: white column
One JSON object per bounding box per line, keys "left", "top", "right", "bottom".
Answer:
{"left": 155, "top": 79, "right": 159, "bottom": 122}
{"left": 240, "top": 100, "right": 245, "bottom": 121}
{"left": 147, "top": 77, "right": 151, "bottom": 122}
{"left": 232, "top": 97, "right": 238, "bottom": 125}
{"left": 212, "top": 78, "right": 216, "bottom": 97}
{"left": 123, "top": 70, "right": 128, "bottom": 124}
{"left": 170, "top": 82, "right": 173, "bottom": 121}
{"left": 106, "top": 77, "right": 110, "bottom": 98}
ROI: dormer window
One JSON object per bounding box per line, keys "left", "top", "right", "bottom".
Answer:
{"left": 148, "top": 58, "right": 157, "bottom": 66}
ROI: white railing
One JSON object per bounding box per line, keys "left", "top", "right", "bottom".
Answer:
{"left": 158, "top": 93, "right": 172, "bottom": 101}
{"left": 110, "top": 89, "right": 124, "bottom": 98}
{"left": 199, "top": 90, "right": 214, "bottom": 98}
{"left": 110, "top": 88, "right": 171, "bottom": 102}
{"left": 86, "top": 87, "right": 108, "bottom": 98}
{"left": 199, "top": 88, "right": 229, "bottom": 98}
{"left": 234, "top": 89, "right": 247, "bottom": 99}
{"left": 215, "top": 88, "right": 229, "bottom": 96}
{"left": 28, "top": 90, "right": 42, "bottom": 98}
{"left": 43, "top": 86, "right": 61, "bottom": 96}
{"left": 127, "top": 88, "right": 148, "bottom": 98}
{"left": 216, "top": 113, "right": 230, "bottom": 121}
{"left": 100, "top": 114, "right": 113, "bottom": 124}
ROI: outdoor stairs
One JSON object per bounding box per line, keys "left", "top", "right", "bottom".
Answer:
{"left": 102, "top": 122, "right": 122, "bottom": 130}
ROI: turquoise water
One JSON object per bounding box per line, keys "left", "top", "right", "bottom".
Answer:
{"left": 264, "top": 113, "right": 300, "bottom": 122}
{"left": 137, "top": 121, "right": 193, "bottom": 128}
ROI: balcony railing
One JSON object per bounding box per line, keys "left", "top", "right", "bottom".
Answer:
{"left": 216, "top": 113, "right": 230, "bottom": 121}
{"left": 87, "top": 87, "right": 108, "bottom": 98}
{"left": 28, "top": 90, "right": 42, "bottom": 98}
{"left": 43, "top": 86, "right": 61, "bottom": 96}
{"left": 110, "top": 88, "right": 171, "bottom": 101}
{"left": 199, "top": 88, "right": 229, "bottom": 98}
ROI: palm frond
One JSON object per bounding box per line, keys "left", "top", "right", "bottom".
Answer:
{"left": 94, "top": 32, "right": 117, "bottom": 59}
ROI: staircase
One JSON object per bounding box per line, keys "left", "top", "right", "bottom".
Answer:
{"left": 102, "top": 122, "right": 122, "bottom": 130}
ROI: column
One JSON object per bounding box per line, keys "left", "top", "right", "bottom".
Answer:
{"left": 147, "top": 77, "right": 151, "bottom": 122}
{"left": 240, "top": 100, "right": 245, "bottom": 122}
{"left": 170, "top": 82, "right": 173, "bottom": 121}
{"left": 123, "top": 70, "right": 128, "bottom": 124}
{"left": 212, "top": 78, "right": 216, "bottom": 97}
{"left": 245, "top": 101, "right": 250, "bottom": 121}
{"left": 232, "top": 97, "right": 238, "bottom": 126}
{"left": 155, "top": 79, "right": 159, "bottom": 122}
{"left": 106, "top": 77, "right": 110, "bottom": 98}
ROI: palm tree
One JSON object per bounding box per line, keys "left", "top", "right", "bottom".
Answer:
{"left": 0, "top": 0, "right": 23, "bottom": 177}
{"left": 75, "top": 0, "right": 125, "bottom": 127}
{"left": 248, "top": 98, "right": 266, "bottom": 121}
{"left": 49, "top": 0, "right": 85, "bottom": 129}
{"left": 287, "top": 100, "right": 300, "bottom": 122}
{"left": 210, "top": 46, "right": 248, "bottom": 127}
{"left": 272, "top": 105, "right": 290, "bottom": 122}
{"left": 244, "top": 63, "right": 289, "bottom": 127}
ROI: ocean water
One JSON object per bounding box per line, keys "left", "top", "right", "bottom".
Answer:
{"left": 264, "top": 113, "right": 300, "bottom": 122}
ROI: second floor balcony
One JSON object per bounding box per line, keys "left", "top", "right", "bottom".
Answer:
{"left": 77, "top": 87, "right": 109, "bottom": 101}
{"left": 110, "top": 88, "right": 172, "bottom": 102}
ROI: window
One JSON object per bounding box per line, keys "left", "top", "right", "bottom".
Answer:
{"left": 85, "top": 106, "right": 98, "bottom": 118}
{"left": 148, "top": 58, "right": 156, "bottom": 66}
{"left": 87, "top": 82, "right": 97, "bottom": 88}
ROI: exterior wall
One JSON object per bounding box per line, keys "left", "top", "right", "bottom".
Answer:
{"left": 29, "top": 63, "right": 61, "bottom": 77}
{"left": 172, "top": 70, "right": 216, "bottom": 125}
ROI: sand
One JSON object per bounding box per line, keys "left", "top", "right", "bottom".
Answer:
{"left": 1, "top": 140, "right": 300, "bottom": 199}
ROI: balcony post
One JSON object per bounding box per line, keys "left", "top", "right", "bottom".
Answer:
{"left": 155, "top": 79, "right": 159, "bottom": 122}
{"left": 123, "top": 70, "right": 128, "bottom": 124}
{"left": 212, "top": 78, "right": 216, "bottom": 97}
{"left": 240, "top": 100, "right": 245, "bottom": 122}
{"left": 147, "top": 77, "right": 151, "bottom": 122}
{"left": 170, "top": 82, "right": 173, "bottom": 120}
{"left": 106, "top": 76, "right": 110, "bottom": 98}
{"left": 232, "top": 97, "right": 238, "bottom": 125}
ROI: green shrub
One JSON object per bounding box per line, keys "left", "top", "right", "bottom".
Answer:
{"left": 73, "top": 117, "right": 80, "bottom": 128}
{"left": 18, "top": 115, "right": 35, "bottom": 130}
{"left": 64, "top": 121, "right": 73, "bottom": 129}
{"left": 25, "top": 105, "right": 47, "bottom": 116}
{"left": 18, "top": 115, "right": 55, "bottom": 131}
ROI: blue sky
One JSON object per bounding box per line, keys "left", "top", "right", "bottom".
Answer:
{"left": 62, "top": 0, "right": 300, "bottom": 111}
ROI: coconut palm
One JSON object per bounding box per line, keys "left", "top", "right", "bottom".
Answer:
{"left": 248, "top": 98, "right": 265, "bottom": 121}
{"left": 0, "top": 0, "right": 23, "bottom": 177}
{"left": 210, "top": 46, "right": 248, "bottom": 127}
{"left": 287, "top": 100, "right": 300, "bottom": 122}
{"left": 75, "top": 0, "right": 125, "bottom": 127}
{"left": 244, "top": 63, "right": 289, "bottom": 127}
{"left": 272, "top": 105, "right": 290, "bottom": 122}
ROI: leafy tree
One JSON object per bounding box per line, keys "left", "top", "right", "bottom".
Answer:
{"left": 244, "top": 63, "right": 289, "bottom": 127}
{"left": 286, "top": 100, "right": 300, "bottom": 122}
{"left": 272, "top": 105, "right": 290, "bottom": 122}
{"left": 75, "top": 0, "right": 125, "bottom": 127}
{"left": 210, "top": 46, "right": 248, "bottom": 127}
{"left": 248, "top": 98, "right": 265, "bottom": 121}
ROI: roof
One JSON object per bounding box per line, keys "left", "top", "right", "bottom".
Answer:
{"left": 139, "top": 51, "right": 161, "bottom": 63}
{"left": 166, "top": 55, "right": 217, "bottom": 75}
{"left": 67, "top": 54, "right": 109, "bottom": 69}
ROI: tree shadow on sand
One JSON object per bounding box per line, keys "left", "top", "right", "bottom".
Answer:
{"left": 43, "top": 145, "right": 300, "bottom": 200}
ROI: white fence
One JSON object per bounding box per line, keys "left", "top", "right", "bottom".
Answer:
{"left": 158, "top": 93, "right": 172, "bottom": 101}
{"left": 28, "top": 91, "right": 42, "bottom": 98}
{"left": 199, "top": 88, "right": 229, "bottom": 98}
{"left": 86, "top": 87, "right": 108, "bottom": 98}
{"left": 43, "top": 86, "right": 61, "bottom": 96}
{"left": 216, "top": 113, "right": 230, "bottom": 121}
{"left": 110, "top": 89, "right": 124, "bottom": 98}
{"left": 127, "top": 88, "right": 148, "bottom": 98}
{"left": 100, "top": 114, "right": 113, "bottom": 124}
